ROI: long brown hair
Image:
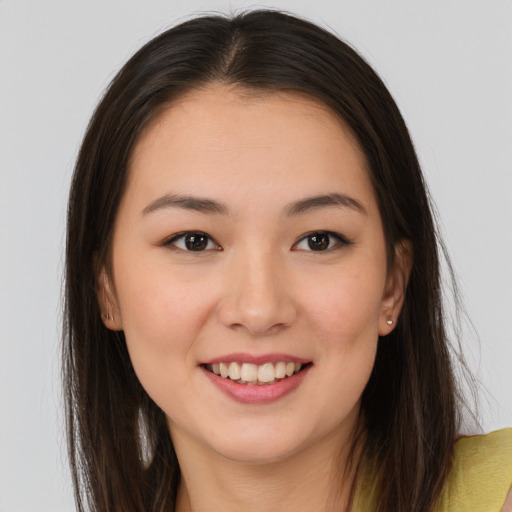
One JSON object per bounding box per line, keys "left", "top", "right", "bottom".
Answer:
{"left": 64, "top": 10, "right": 474, "bottom": 512}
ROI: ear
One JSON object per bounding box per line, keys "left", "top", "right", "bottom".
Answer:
{"left": 379, "top": 240, "right": 413, "bottom": 336}
{"left": 97, "top": 267, "right": 123, "bottom": 331}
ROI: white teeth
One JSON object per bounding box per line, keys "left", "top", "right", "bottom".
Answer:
{"left": 258, "top": 363, "right": 275, "bottom": 383}
{"left": 208, "top": 360, "right": 307, "bottom": 384}
{"left": 285, "top": 362, "right": 295, "bottom": 377}
{"left": 275, "top": 361, "right": 286, "bottom": 379}
{"left": 219, "top": 362, "right": 229, "bottom": 378}
{"left": 240, "top": 363, "right": 258, "bottom": 381}
{"left": 228, "top": 362, "right": 241, "bottom": 380}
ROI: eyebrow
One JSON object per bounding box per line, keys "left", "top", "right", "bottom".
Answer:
{"left": 141, "top": 194, "right": 228, "bottom": 216}
{"left": 284, "top": 193, "right": 366, "bottom": 216}
{"left": 141, "top": 192, "right": 366, "bottom": 217}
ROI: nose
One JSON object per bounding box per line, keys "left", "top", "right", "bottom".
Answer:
{"left": 216, "top": 249, "right": 297, "bottom": 336}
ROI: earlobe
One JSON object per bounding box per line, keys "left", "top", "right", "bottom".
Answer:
{"left": 379, "top": 240, "right": 413, "bottom": 336}
{"left": 97, "top": 268, "right": 122, "bottom": 331}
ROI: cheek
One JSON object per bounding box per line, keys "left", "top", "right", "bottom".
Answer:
{"left": 302, "top": 264, "right": 386, "bottom": 346}
{"left": 302, "top": 272, "right": 381, "bottom": 421}
{"left": 113, "top": 265, "right": 216, "bottom": 393}
{"left": 117, "top": 262, "right": 214, "bottom": 342}
{"left": 299, "top": 261, "right": 384, "bottom": 405}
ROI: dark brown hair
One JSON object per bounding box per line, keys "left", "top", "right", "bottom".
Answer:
{"left": 64, "top": 9, "right": 472, "bottom": 512}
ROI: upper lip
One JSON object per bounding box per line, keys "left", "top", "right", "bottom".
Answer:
{"left": 200, "top": 352, "right": 311, "bottom": 365}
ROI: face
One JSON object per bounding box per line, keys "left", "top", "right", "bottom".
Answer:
{"left": 101, "top": 85, "right": 408, "bottom": 464}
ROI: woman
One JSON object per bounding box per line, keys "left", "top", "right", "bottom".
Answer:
{"left": 63, "top": 9, "right": 512, "bottom": 512}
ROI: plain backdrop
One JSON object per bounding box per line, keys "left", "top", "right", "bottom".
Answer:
{"left": 0, "top": 0, "right": 510, "bottom": 510}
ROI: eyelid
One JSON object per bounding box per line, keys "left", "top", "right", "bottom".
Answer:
{"left": 292, "top": 231, "right": 352, "bottom": 251}
{"left": 162, "top": 231, "right": 221, "bottom": 251}
{"left": 161, "top": 230, "right": 350, "bottom": 252}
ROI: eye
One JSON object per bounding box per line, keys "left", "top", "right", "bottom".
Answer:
{"left": 163, "top": 231, "right": 220, "bottom": 252}
{"left": 293, "top": 231, "right": 351, "bottom": 252}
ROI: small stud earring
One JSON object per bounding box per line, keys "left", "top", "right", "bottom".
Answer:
{"left": 386, "top": 318, "right": 393, "bottom": 326}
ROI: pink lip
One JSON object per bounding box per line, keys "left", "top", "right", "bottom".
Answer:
{"left": 201, "top": 364, "right": 311, "bottom": 404}
{"left": 201, "top": 352, "right": 311, "bottom": 365}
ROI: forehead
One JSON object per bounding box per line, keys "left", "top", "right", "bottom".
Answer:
{"left": 138, "top": 84, "right": 352, "bottom": 139}
{"left": 124, "top": 84, "right": 375, "bottom": 216}
{"left": 132, "top": 84, "right": 366, "bottom": 163}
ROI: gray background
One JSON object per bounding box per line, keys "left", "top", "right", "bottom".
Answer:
{"left": 0, "top": 0, "right": 510, "bottom": 510}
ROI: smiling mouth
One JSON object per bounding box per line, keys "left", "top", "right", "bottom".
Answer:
{"left": 203, "top": 361, "right": 311, "bottom": 386}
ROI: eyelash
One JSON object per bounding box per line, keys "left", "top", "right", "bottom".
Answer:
{"left": 293, "top": 231, "right": 352, "bottom": 252}
{"left": 162, "top": 230, "right": 352, "bottom": 253}
{"left": 162, "top": 231, "right": 221, "bottom": 252}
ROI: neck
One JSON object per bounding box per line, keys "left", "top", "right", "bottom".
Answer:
{"left": 173, "top": 421, "right": 363, "bottom": 512}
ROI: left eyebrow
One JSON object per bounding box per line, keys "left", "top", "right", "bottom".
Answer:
{"left": 141, "top": 194, "right": 229, "bottom": 216}
{"left": 284, "top": 193, "right": 366, "bottom": 216}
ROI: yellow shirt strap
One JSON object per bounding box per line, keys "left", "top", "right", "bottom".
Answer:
{"left": 437, "top": 428, "right": 512, "bottom": 512}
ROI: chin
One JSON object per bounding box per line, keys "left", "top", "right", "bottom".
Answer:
{"left": 202, "top": 420, "right": 321, "bottom": 465}
{"left": 214, "top": 438, "right": 304, "bottom": 465}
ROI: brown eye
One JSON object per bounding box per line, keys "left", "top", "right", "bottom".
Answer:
{"left": 185, "top": 233, "right": 209, "bottom": 251}
{"left": 307, "top": 233, "right": 330, "bottom": 251}
{"left": 293, "top": 231, "right": 351, "bottom": 252}
{"left": 164, "top": 231, "right": 219, "bottom": 252}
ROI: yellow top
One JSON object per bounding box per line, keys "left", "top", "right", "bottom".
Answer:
{"left": 353, "top": 428, "right": 512, "bottom": 511}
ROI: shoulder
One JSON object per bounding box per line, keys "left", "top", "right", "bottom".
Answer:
{"left": 436, "top": 428, "right": 512, "bottom": 512}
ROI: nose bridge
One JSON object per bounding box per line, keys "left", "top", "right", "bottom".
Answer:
{"left": 241, "top": 245, "right": 279, "bottom": 305}
{"left": 218, "top": 242, "right": 296, "bottom": 335}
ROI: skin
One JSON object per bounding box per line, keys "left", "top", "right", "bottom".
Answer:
{"left": 505, "top": 488, "right": 512, "bottom": 512}
{"left": 504, "top": 488, "right": 512, "bottom": 512}
{"left": 100, "top": 84, "right": 411, "bottom": 512}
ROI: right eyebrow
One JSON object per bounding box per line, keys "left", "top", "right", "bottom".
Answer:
{"left": 141, "top": 194, "right": 229, "bottom": 216}
{"left": 284, "top": 193, "right": 366, "bottom": 216}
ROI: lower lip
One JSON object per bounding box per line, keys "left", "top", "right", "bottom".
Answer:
{"left": 201, "top": 365, "right": 311, "bottom": 404}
